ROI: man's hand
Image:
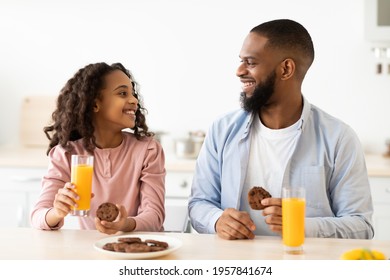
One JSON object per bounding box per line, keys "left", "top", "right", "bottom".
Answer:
{"left": 215, "top": 208, "right": 256, "bottom": 240}
{"left": 261, "top": 197, "right": 282, "bottom": 234}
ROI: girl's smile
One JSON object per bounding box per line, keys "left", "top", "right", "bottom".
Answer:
{"left": 94, "top": 70, "right": 139, "bottom": 133}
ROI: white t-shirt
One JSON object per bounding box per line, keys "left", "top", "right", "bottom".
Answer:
{"left": 240, "top": 114, "right": 302, "bottom": 235}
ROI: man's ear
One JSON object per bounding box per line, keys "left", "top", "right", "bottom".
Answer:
{"left": 280, "top": 58, "right": 295, "bottom": 80}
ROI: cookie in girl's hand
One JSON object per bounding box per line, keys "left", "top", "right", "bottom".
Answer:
{"left": 96, "top": 202, "right": 119, "bottom": 222}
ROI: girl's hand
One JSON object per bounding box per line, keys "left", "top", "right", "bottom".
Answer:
{"left": 45, "top": 182, "right": 79, "bottom": 228}
{"left": 95, "top": 205, "right": 136, "bottom": 235}
{"left": 52, "top": 182, "right": 79, "bottom": 219}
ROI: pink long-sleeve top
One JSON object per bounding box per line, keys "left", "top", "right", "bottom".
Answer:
{"left": 30, "top": 132, "right": 166, "bottom": 231}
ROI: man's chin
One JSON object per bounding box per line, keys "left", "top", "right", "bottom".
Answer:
{"left": 239, "top": 91, "right": 253, "bottom": 103}
{"left": 242, "top": 90, "right": 254, "bottom": 98}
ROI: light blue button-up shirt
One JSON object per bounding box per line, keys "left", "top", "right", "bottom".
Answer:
{"left": 188, "top": 97, "right": 374, "bottom": 239}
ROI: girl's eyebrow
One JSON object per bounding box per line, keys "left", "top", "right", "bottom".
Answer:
{"left": 113, "top": 85, "right": 128, "bottom": 91}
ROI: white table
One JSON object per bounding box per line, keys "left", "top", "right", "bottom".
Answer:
{"left": 0, "top": 227, "right": 389, "bottom": 260}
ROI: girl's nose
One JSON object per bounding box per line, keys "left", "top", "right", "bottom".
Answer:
{"left": 129, "top": 94, "right": 138, "bottom": 105}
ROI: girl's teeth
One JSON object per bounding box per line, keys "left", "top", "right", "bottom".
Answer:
{"left": 124, "top": 110, "right": 135, "bottom": 115}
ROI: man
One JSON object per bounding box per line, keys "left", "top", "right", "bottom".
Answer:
{"left": 188, "top": 19, "right": 374, "bottom": 240}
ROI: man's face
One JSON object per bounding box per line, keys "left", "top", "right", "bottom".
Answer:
{"left": 240, "top": 70, "right": 276, "bottom": 114}
{"left": 236, "top": 32, "right": 279, "bottom": 113}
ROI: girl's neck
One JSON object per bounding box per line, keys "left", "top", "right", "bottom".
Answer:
{"left": 93, "top": 131, "right": 124, "bottom": 149}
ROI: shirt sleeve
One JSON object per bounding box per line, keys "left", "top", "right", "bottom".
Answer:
{"left": 132, "top": 139, "right": 166, "bottom": 232}
{"left": 30, "top": 146, "right": 70, "bottom": 230}
{"left": 304, "top": 127, "right": 374, "bottom": 239}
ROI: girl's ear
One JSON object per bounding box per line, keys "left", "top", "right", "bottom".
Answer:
{"left": 93, "top": 102, "right": 100, "bottom": 112}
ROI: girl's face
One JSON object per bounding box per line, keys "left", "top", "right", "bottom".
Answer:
{"left": 93, "top": 70, "right": 138, "bottom": 132}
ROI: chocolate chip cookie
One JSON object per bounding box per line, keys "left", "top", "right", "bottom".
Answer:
{"left": 102, "top": 237, "right": 169, "bottom": 253}
{"left": 96, "top": 202, "right": 119, "bottom": 222}
{"left": 248, "top": 186, "right": 272, "bottom": 210}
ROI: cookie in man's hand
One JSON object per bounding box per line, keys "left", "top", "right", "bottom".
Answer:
{"left": 248, "top": 186, "right": 272, "bottom": 210}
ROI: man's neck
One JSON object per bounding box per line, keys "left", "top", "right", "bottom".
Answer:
{"left": 259, "top": 96, "right": 303, "bottom": 129}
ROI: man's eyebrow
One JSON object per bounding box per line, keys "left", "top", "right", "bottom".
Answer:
{"left": 239, "top": 55, "right": 257, "bottom": 59}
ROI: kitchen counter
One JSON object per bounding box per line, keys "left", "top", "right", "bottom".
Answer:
{"left": 364, "top": 154, "right": 390, "bottom": 177}
{"left": 0, "top": 146, "right": 49, "bottom": 168}
{"left": 0, "top": 145, "right": 196, "bottom": 172}
{"left": 1, "top": 145, "right": 389, "bottom": 176}
{"left": 0, "top": 227, "right": 389, "bottom": 260}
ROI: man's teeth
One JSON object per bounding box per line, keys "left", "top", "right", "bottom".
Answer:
{"left": 244, "top": 82, "right": 255, "bottom": 87}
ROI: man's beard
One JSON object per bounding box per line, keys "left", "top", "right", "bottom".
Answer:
{"left": 240, "top": 70, "right": 276, "bottom": 114}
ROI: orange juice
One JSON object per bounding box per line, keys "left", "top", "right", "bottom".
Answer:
{"left": 71, "top": 164, "right": 93, "bottom": 211}
{"left": 70, "top": 154, "right": 94, "bottom": 216}
{"left": 282, "top": 197, "right": 305, "bottom": 247}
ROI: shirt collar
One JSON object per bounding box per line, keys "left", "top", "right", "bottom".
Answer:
{"left": 243, "top": 94, "right": 311, "bottom": 136}
{"left": 300, "top": 95, "right": 311, "bottom": 132}
{"left": 241, "top": 111, "right": 254, "bottom": 140}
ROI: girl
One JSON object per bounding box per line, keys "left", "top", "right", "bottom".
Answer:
{"left": 30, "top": 62, "right": 165, "bottom": 234}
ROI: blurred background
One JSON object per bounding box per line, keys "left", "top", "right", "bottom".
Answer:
{"left": 0, "top": 0, "right": 389, "bottom": 153}
{"left": 1, "top": 0, "right": 390, "bottom": 237}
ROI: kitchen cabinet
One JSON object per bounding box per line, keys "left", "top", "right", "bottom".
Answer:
{"left": 0, "top": 167, "right": 80, "bottom": 229}
{"left": 0, "top": 167, "right": 44, "bottom": 228}
{"left": 369, "top": 177, "right": 390, "bottom": 240}
{"left": 0, "top": 191, "right": 27, "bottom": 227}
{"left": 164, "top": 170, "right": 193, "bottom": 232}
{"left": 165, "top": 170, "right": 193, "bottom": 199}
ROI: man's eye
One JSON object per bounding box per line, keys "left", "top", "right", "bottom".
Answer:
{"left": 241, "top": 59, "right": 255, "bottom": 66}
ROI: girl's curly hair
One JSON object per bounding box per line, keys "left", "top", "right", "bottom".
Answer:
{"left": 44, "top": 62, "right": 153, "bottom": 155}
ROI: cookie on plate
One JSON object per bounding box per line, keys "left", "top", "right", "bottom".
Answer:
{"left": 248, "top": 186, "right": 272, "bottom": 210}
{"left": 96, "top": 202, "right": 119, "bottom": 222}
{"left": 145, "top": 239, "right": 169, "bottom": 249}
{"left": 118, "top": 237, "right": 142, "bottom": 244}
{"left": 125, "top": 243, "right": 152, "bottom": 253}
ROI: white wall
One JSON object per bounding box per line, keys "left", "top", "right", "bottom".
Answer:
{"left": 1, "top": 0, "right": 389, "bottom": 153}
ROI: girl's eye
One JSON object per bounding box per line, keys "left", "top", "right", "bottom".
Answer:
{"left": 119, "top": 91, "right": 127, "bottom": 96}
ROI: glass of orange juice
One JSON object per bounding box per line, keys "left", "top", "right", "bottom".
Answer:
{"left": 282, "top": 187, "right": 305, "bottom": 254}
{"left": 70, "top": 155, "right": 94, "bottom": 216}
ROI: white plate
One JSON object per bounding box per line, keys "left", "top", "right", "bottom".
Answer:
{"left": 94, "top": 233, "right": 182, "bottom": 259}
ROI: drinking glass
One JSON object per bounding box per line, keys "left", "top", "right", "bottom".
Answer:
{"left": 70, "top": 155, "right": 94, "bottom": 216}
{"left": 282, "top": 187, "right": 305, "bottom": 254}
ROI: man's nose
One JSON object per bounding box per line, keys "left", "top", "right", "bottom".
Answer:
{"left": 236, "top": 62, "right": 247, "bottom": 77}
